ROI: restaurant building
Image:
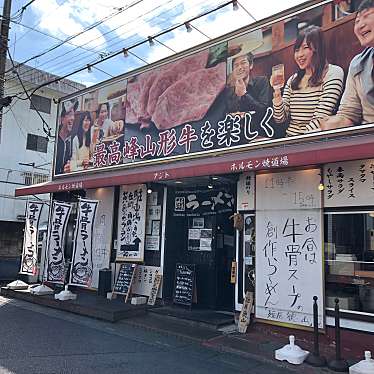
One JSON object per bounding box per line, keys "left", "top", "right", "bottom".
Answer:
{"left": 16, "top": 0, "right": 374, "bottom": 336}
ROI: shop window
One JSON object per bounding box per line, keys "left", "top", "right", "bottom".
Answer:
{"left": 324, "top": 212, "right": 374, "bottom": 315}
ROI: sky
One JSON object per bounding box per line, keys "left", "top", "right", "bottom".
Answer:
{"left": 2, "top": 0, "right": 308, "bottom": 89}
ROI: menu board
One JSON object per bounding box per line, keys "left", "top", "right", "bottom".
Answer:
{"left": 324, "top": 159, "right": 374, "bottom": 207}
{"left": 255, "top": 169, "right": 324, "bottom": 329}
{"left": 113, "top": 263, "right": 137, "bottom": 302}
{"left": 173, "top": 263, "right": 195, "bottom": 306}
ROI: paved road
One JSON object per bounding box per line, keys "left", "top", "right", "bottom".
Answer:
{"left": 0, "top": 296, "right": 295, "bottom": 374}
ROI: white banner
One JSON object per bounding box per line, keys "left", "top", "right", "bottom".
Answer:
{"left": 255, "top": 170, "right": 324, "bottom": 329}
{"left": 117, "top": 184, "right": 146, "bottom": 262}
{"left": 45, "top": 201, "right": 72, "bottom": 284}
{"left": 86, "top": 187, "right": 114, "bottom": 289}
{"left": 69, "top": 199, "right": 99, "bottom": 287}
{"left": 20, "top": 201, "right": 44, "bottom": 275}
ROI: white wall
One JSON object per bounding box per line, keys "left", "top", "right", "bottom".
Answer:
{"left": 0, "top": 75, "right": 82, "bottom": 223}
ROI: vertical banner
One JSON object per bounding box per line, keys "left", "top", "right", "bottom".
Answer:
{"left": 45, "top": 201, "right": 72, "bottom": 284}
{"left": 255, "top": 169, "right": 324, "bottom": 329}
{"left": 69, "top": 199, "right": 99, "bottom": 287}
{"left": 117, "top": 184, "right": 146, "bottom": 262}
{"left": 86, "top": 187, "right": 114, "bottom": 289}
{"left": 20, "top": 201, "right": 44, "bottom": 275}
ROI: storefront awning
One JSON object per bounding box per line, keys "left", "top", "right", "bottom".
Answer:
{"left": 15, "top": 133, "right": 374, "bottom": 197}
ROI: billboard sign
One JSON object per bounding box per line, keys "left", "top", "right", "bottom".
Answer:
{"left": 54, "top": 1, "right": 370, "bottom": 177}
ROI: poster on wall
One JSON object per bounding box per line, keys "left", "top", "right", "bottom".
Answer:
{"left": 255, "top": 170, "right": 324, "bottom": 329}
{"left": 117, "top": 184, "right": 146, "bottom": 262}
{"left": 188, "top": 228, "right": 212, "bottom": 251}
{"left": 86, "top": 188, "right": 114, "bottom": 289}
{"left": 237, "top": 172, "right": 255, "bottom": 211}
{"left": 45, "top": 201, "right": 72, "bottom": 284}
{"left": 20, "top": 201, "right": 44, "bottom": 275}
{"left": 69, "top": 199, "right": 99, "bottom": 287}
{"left": 324, "top": 159, "right": 374, "bottom": 207}
{"left": 54, "top": 2, "right": 370, "bottom": 177}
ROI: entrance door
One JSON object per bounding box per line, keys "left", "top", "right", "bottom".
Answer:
{"left": 164, "top": 188, "right": 235, "bottom": 310}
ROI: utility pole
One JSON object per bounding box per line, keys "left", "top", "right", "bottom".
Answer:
{"left": 0, "top": 0, "right": 12, "bottom": 143}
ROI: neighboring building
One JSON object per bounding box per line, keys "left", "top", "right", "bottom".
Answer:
{"left": 0, "top": 61, "right": 84, "bottom": 278}
{"left": 15, "top": 0, "right": 374, "bottom": 349}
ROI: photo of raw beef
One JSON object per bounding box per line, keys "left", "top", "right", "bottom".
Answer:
{"left": 146, "top": 49, "right": 209, "bottom": 117}
{"left": 124, "top": 47, "right": 225, "bottom": 130}
{"left": 152, "top": 62, "right": 226, "bottom": 130}
{"left": 125, "top": 69, "right": 159, "bottom": 127}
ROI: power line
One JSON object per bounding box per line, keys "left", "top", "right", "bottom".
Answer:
{"left": 5, "top": 0, "right": 144, "bottom": 75}
{"left": 11, "top": 0, "right": 37, "bottom": 19}
{"left": 7, "top": 0, "right": 227, "bottom": 89}
{"left": 7, "top": 0, "right": 178, "bottom": 85}
{"left": 9, "top": 107, "right": 50, "bottom": 165}
{"left": 9, "top": 0, "right": 65, "bottom": 48}
{"left": 11, "top": 0, "right": 239, "bottom": 100}
{"left": 7, "top": 47, "right": 54, "bottom": 139}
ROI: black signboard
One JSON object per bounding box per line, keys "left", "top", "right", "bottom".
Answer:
{"left": 113, "top": 263, "right": 137, "bottom": 302}
{"left": 173, "top": 263, "right": 196, "bottom": 307}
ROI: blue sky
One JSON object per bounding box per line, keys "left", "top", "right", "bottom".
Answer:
{"left": 2, "top": 0, "right": 306, "bottom": 88}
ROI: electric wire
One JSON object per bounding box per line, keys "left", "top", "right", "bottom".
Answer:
{"left": 6, "top": 0, "right": 180, "bottom": 85}
{"left": 5, "top": 0, "right": 144, "bottom": 75}
{"left": 10, "top": 0, "right": 241, "bottom": 100}
{"left": 7, "top": 0, "right": 224, "bottom": 85}
{"left": 7, "top": 48, "right": 54, "bottom": 139}
{"left": 9, "top": 106, "right": 50, "bottom": 165}
{"left": 9, "top": 0, "right": 65, "bottom": 48}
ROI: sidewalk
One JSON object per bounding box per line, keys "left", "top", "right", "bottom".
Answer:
{"left": 1, "top": 287, "right": 370, "bottom": 373}
{"left": 119, "top": 313, "right": 363, "bottom": 374}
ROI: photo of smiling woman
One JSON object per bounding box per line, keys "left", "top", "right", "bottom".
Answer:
{"left": 71, "top": 111, "right": 93, "bottom": 171}
{"left": 271, "top": 25, "right": 345, "bottom": 136}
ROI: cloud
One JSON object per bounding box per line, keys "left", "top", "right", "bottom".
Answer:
{"left": 28, "top": 0, "right": 306, "bottom": 87}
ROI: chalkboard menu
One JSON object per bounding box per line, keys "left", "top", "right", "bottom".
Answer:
{"left": 113, "top": 263, "right": 137, "bottom": 302}
{"left": 173, "top": 263, "right": 195, "bottom": 306}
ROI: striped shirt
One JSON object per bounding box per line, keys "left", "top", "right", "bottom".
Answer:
{"left": 273, "top": 64, "right": 344, "bottom": 136}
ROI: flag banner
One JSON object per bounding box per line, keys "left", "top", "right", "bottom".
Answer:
{"left": 69, "top": 199, "right": 99, "bottom": 287}
{"left": 20, "top": 201, "right": 44, "bottom": 275}
{"left": 45, "top": 201, "right": 72, "bottom": 284}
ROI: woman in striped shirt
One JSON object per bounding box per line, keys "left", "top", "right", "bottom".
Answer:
{"left": 271, "top": 25, "right": 344, "bottom": 137}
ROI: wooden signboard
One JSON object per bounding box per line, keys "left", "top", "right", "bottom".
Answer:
{"left": 112, "top": 263, "right": 137, "bottom": 302}
{"left": 173, "top": 263, "right": 195, "bottom": 307}
{"left": 238, "top": 291, "right": 253, "bottom": 333}
{"left": 230, "top": 261, "right": 237, "bottom": 284}
{"left": 147, "top": 274, "right": 162, "bottom": 306}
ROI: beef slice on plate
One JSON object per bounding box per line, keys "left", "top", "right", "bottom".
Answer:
{"left": 147, "top": 50, "right": 209, "bottom": 117}
{"left": 151, "top": 62, "right": 226, "bottom": 130}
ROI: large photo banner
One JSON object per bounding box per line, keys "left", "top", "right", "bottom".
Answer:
{"left": 54, "top": 1, "right": 370, "bottom": 176}
{"left": 117, "top": 184, "right": 146, "bottom": 262}
{"left": 20, "top": 201, "right": 44, "bottom": 275}
{"left": 69, "top": 199, "right": 99, "bottom": 287}
{"left": 45, "top": 201, "right": 72, "bottom": 284}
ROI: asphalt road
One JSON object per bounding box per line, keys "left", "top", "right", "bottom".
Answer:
{"left": 0, "top": 296, "right": 295, "bottom": 374}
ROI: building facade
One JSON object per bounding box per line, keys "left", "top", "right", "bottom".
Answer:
{"left": 0, "top": 61, "right": 84, "bottom": 279}
{"left": 16, "top": 0, "right": 374, "bottom": 339}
